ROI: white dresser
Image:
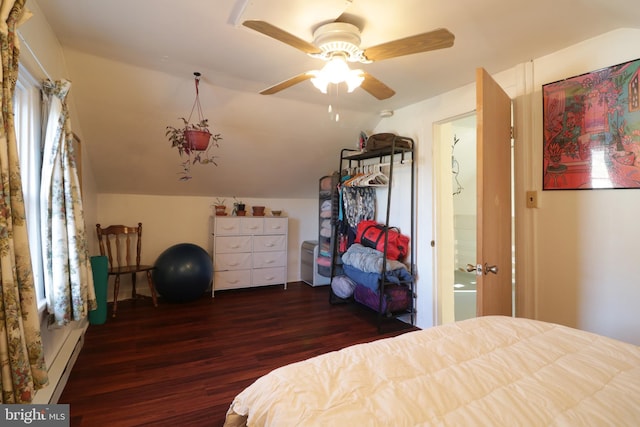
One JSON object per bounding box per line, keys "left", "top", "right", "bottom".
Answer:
{"left": 211, "top": 215, "right": 288, "bottom": 295}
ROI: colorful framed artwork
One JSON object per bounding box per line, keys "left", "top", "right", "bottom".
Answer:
{"left": 542, "top": 58, "right": 640, "bottom": 190}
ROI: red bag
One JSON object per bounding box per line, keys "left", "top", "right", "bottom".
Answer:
{"left": 355, "top": 220, "right": 409, "bottom": 261}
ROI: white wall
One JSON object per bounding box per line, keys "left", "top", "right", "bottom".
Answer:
{"left": 96, "top": 194, "right": 318, "bottom": 297}
{"left": 376, "top": 28, "right": 640, "bottom": 344}
{"left": 531, "top": 29, "right": 640, "bottom": 344}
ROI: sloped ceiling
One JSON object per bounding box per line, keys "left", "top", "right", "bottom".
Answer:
{"left": 26, "top": 0, "right": 640, "bottom": 198}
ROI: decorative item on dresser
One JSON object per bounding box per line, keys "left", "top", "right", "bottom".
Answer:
{"left": 251, "top": 205, "right": 265, "bottom": 216}
{"left": 210, "top": 215, "right": 288, "bottom": 295}
{"left": 232, "top": 197, "right": 246, "bottom": 216}
{"left": 213, "top": 198, "right": 227, "bottom": 216}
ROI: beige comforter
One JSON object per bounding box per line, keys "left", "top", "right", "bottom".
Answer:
{"left": 224, "top": 316, "right": 640, "bottom": 426}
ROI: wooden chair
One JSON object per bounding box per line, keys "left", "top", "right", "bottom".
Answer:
{"left": 96, "top": 223, "right": 158, "bottom": 317}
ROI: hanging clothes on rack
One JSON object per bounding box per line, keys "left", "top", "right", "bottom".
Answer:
{"left": 337, "top": 185, "right": 376, "bottom": 255}
{"left": 342, "top": 186, "right": 376, "bottom": 229}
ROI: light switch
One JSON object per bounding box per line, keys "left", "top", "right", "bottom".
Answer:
{"left": 526, "top": 191, "right": 538, "bottom": 208}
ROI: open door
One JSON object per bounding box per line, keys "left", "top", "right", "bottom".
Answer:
{"left": 474, "top": 68, "right": 512, "bottom": 316}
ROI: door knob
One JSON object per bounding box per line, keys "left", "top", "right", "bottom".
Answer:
{"left": 466, "top": 263, "right": 498, "bottom": 275}
{"left": 466, "top": 263, "right": 482, "bottom": 274}
{"left": 485, "top": 264, "right": 498, "bottom": 275}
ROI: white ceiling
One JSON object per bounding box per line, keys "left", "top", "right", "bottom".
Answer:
{"left": 27, "top": 0, "right": 640, "bottom": 198}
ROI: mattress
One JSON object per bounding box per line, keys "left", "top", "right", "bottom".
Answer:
{"left": 224, "top": 316, "right": 640, "bottom": 426}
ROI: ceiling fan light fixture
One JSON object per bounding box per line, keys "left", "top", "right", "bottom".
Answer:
{"left": 310, "top": 22, "right": 369, "bottom": 63}
{"left": 310, "top": 73, "right": 329, "bottom": 94}
{"left": 310, "top": 54, "right": 364, "bottom": 94}
{"left": 323, "top": 55, "right": 351, "bottom": 83}
{"left": 345, "top": 69, "right": 365, "bottom": 92}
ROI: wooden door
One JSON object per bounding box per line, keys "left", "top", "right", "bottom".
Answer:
{"left": 475, "top": 68, "right": 512, "bottom": 316}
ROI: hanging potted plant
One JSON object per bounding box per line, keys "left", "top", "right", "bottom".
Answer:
{"left": 166, "top": 117, "right": 222, "bottom": 155}
{"left": 166, "top": 72, "right": 223, "bottom": 180}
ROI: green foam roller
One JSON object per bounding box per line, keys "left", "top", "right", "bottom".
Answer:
{"left": 89, "top": 255, "right": 108, "bottom": 325}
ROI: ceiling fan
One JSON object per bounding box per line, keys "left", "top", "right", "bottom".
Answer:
{"left": 243, "top": 18, "right": 454, "bottom": 100}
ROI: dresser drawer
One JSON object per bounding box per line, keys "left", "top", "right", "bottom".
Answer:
{"left": 252, "top": 267, "right": 285, "bottom": 286}
{"left": 215, "top": 235, "right": 252, "bottom": 253}
{"left": 240, "top": 217, "right": 264, "bottom": 234}
{"left": 215, "top": 217, "right": 241, "bottom": 235}
{"left": 264, "top": 217, "right": 288, "bottom": 234}
{"left": 215, "top": 252, "right": 252, "bottom": 271}
{"left": 253, "top": 251, "right": 286, "bottom": 269}
{"left": 214, "top": 269, "right": 251, "bottom": 290}
{"left": 253, "top": 234, "right": 286, "bottom": 252}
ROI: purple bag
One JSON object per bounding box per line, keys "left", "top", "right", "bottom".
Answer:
{"left": 353, "top": 283, "right": 410, "bottom": 314}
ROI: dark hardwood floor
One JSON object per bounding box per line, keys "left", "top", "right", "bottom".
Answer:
{"left": 59, "top": 282, "right": 417, "bottom": 426}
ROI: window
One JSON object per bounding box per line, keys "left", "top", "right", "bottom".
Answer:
{"left": 15, "top": 64, "right": 45, "bottom": 310}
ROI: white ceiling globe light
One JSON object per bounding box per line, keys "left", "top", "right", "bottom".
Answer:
{"left": 310, "top": 54, "right": 364, "bottom": 94}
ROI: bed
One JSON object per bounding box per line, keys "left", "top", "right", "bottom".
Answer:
{"left": 223, "top": 316, "right": 640, "bottom": 426}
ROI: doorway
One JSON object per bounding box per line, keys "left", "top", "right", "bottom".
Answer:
{"left": 434, "top": 113, "right": 478, "bottom": 324}
{"left": 434, "top": 113, "right": 515, "bottom": 324}
{"left": 451, "top": 115, "right": 478, "bottom": 321}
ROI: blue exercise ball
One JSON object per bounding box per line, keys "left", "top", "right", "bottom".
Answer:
{"left": 153, "top": 243, "right": 212, "bottom": 303}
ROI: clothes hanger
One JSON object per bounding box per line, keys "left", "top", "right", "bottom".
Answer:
{"left": 363, "top": 164, "right": 389, "bottom": 187}
{"left": 343, "top": 166, "right": 366, "bottom": 187}
{"left": 350, "top": 163, "right": 388, "bottom": 187}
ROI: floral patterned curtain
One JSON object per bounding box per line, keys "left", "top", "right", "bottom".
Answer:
{"left": 40, "top": 79, "right": 96, "bottom": 326}
{"left": 0, "top": 0, "right": 48, "bottom": 403}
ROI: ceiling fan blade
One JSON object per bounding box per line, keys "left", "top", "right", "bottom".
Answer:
{"left": 363, "top": 28, "right": 454, "bottom": 62}
{"left": 243, "top": 20, "right": 321, "bottom": 55}
{"left": 360, "top": 72, "right": 395, "bottom": 100}
{"left": 260, "top": 73, "right": 314, "bottom": 95}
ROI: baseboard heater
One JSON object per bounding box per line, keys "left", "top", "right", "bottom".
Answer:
{"left": 33, "top": 325, "right": 86, "bottom": 404}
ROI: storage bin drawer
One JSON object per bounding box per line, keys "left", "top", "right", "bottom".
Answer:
{"left": 214, "top": 252, "right": 252, "bottom": 271}
{"left": 264, "top": 217, "right": 288, "bottom": 234}
{"left": 253, "top": 251, "right": 286, "bottom": 269}
{"left": 252, "top": 267, "right": 285, "bottom": 286}
{"left": 240, "top": 217, "right": 264, "bottom": 234}
{"left": 215, "top": 217, "right": 241, "bottom": 235}
{"left": 214, "top": 269, "right": 251, "bottom": 290}
{"left": 215, "top": 236, "right": 252, "bottom": 253}
{"left": 253, "top": 234, "right": 286, "bottom": 252}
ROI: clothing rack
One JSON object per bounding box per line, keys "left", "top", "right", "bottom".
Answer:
{"left": 329, "top": 135, "right": 416, "bottom": 332}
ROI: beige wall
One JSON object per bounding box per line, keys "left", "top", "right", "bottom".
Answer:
{"left": 95, "top": 194, "right": 318, "bottom": 296}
